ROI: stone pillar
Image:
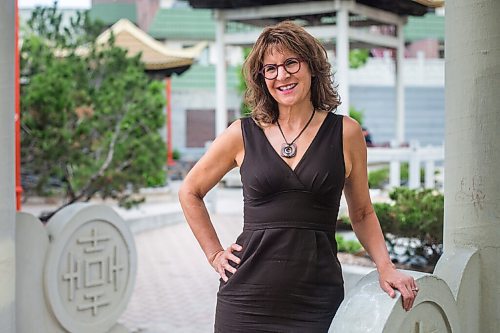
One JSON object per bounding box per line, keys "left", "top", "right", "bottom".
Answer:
{"left": 444, "top": 0, "right": 500, "bottom": 331}
{"left": 0, "top": 1, "right": 16, "bottom": 332}
{"left": 214, "top": 10, "right": 227, "bottom": 136}
{"left": 395, "top": 21, "right": 405, "bottom": 144}
{"left": 335, "top": 2, "right": 349, "bottom": 116}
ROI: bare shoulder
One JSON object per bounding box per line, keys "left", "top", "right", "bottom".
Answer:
{"left": 342, "top": 115, "right": 365, "bottom": 178}
{"left": 225, "top": 118, "right": 243, "bottom": 138}
{"left": 342, "top": 115, "right": 363, "bottom": 142}
{"left": 211, "top": 118, "right": 245, "bottom": 166}
{"left": 215, "top": 118, "right": 243, "bottom": 146}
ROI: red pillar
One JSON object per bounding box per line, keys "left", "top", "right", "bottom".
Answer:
{"left": 165, "top": 77, "right": 175, "bottom": 166}
{"left": 15, "top": 0, "right": 22, "bottom": 210}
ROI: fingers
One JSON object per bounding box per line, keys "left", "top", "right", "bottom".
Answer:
{"left": 214, "top": 243, "right": 243, "bottom": 282}
{"left": 381, "top": 271, "right": 419, "bottom": 312}
{"left": 217, "top": 265, "right": 229, "bottom": 282}
{"left": 394, "top": 279, "right": 418, "bottom": 312}
{"left": 399, "top": 284, "right": 413, "bottom": 311}
{"left": 231, "top": 243, "right": 243, "bottom": 252}
{"left": 380, "top": 281, "right": 396, "bottom": 298}
{"left": 227, "top": 252, "right": 241, "bottom": 265}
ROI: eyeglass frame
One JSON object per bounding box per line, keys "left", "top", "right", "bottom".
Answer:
{"left": 259, "top": 57, "right": 304, "bottom": 80}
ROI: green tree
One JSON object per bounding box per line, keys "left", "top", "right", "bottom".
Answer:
{"left": 349, "top": 49, "right": 370, "bottom": 69}
{"left": 237, "top": 47, "right": 252, "bottom": 117}
{"left": 348, "top": 106, "right": 364, "bottom": 125}
{"left": 21, "top": 3, "right": 166, "bottom": 220}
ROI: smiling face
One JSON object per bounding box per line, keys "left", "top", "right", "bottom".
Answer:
{"left": 262, "top": 47, "right": 312, "bottom": 111}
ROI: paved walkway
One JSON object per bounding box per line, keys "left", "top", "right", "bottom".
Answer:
{"left": 118, "top": 213, "right": 243, "bottom": 333}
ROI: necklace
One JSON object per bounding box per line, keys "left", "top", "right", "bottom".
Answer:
{"left": 276, "top": 109, "right": 316, "bottom": 158}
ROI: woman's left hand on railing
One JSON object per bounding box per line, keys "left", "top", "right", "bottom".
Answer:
{"left": 378, "top": 266, "right": 419, "bottom": 312}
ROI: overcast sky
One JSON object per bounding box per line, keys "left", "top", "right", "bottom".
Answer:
{"left": 19, "top": 0, "right": 91, "bottom": 9}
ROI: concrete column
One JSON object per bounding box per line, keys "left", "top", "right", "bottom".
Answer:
{"left": 408, "top": 141, "right": 420, "bottom": 189}
{"left": 214, "top": 10, "right": 227, "bottom": 136}
{"left": 0, "top": 1, "right": 16, "bottom": 332}
{"left": 395, "top": 21, "right": 405, "bottom": 144}
{"left": 424, "top": 160, "right": 435, "bottom": 189}
{"left": 335, "top": 4, "right": 349, "bottom": 116}
{"left": 445, "top": 0, "right": 500, "bottom": 331}
{"left": 389, "top": 160, "right": 401, "bottom": 188}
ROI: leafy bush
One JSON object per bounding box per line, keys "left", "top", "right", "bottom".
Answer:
{"left": 368, "top": 167, "right": 389, "bottom": 188}
{"left": 374, "top": 187, "right": 444, "bottom": 268}
{"left": 349, "top": 106, "right": 364, "bottom": 126}
{"left": 374, "top": 187, "right": 444, "bottom": 243}
{"left": 349, "top": 49, "right": 370, "bottom": 69}
{"left": 335, "top": 234, "right": 362, "bottom": 254}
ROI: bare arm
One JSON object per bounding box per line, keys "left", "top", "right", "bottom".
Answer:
{"left": 178, "top": 120, "right": 244, "bottom": 281}
{"left": 342, "top": 116, "right": 418, "bottom": 311}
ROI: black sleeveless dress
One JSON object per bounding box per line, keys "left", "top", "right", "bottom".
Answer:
{"left": 215, "top": 112, "right": 345, "bottom": 333}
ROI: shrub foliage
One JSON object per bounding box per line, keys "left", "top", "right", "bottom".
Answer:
{"left": 21, "top": 4, "right": 166, "bottom": 220}
{"left": 374, "top": 188, "right": 444, "bottom": 244}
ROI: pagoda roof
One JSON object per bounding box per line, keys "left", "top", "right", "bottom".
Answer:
{"left": 96, "top": 19, "right": 206, "bottom": 75}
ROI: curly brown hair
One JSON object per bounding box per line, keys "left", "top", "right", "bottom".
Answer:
{"left": 243, "top": 21, "right": 340, "bottom": 124}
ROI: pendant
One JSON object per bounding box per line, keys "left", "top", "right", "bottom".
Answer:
{"left": 280, "top": 143, "right": 297, "bottom": 158}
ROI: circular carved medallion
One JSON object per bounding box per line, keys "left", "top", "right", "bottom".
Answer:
{"left": 45, "top": 204, "right": 137, "bottom": 333}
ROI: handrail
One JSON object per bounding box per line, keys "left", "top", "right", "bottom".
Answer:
{"left": 330, "top": 269, "right": 461, "bottom": 332}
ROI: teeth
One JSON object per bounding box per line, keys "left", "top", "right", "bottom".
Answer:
{"left": 278, "top": 84, "right": 296, "bottom": 91}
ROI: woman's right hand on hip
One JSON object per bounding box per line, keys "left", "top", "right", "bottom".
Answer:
{"left": 210, "top": 243, "right": 242, "bottom": 282}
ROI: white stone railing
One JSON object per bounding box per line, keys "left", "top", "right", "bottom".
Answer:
{"left": 367, "top": 142, "right": 444, "bottom": 189}
{"left": 16, "top": 203, "right": 137, "bottom": 333}
{"left": 330, "top": 248, "right": 479, "bottom": 333}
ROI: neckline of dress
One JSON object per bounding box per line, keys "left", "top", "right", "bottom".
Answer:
{"left": 256, "top": 111, "right": 332, "bottom": 174}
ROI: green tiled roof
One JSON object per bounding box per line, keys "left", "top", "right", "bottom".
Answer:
{"left": 150, "top": 7, "right": 443, "bottom": 43}
{"left": 404, "top": 13, "right": 444, "bottom": 42}
{"left": 148, "top": 8, "right": 259, "bottom": 40}
{"left": 149, "top": 8, "right": 215, "bottom": 40}
{"left": 171, "top": 64, "right": 239, "bottom": 90}
{"left": 89, "top": 3, "right": 137, "bottom": 25}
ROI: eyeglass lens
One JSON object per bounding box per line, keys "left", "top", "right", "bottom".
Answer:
{"left": 262, "top": 58, "right": 301, "bottom": 80}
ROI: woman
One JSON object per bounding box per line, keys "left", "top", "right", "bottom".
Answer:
{"left": 178, "top": 21, "right": 418, "bottom": 332}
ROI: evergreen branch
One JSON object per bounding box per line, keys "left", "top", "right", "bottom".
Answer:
{"left": 76, "top": 114, "right": 124, "bottom": 196}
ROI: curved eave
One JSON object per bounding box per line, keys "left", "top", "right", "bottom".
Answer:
{"left": 96, "top": 19, "right": 205, "bottom": 71}
{"left": 412, "top": 0, "right": 444, "bottom": 8}
{"left": 144, "top": 59, "right": 194, "bottom": 70}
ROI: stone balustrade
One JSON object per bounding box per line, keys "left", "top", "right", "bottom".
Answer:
{"left": 16, "top": 204, "right": 137, "bottom": 333}
{"left": 330, "top": 247, "right": 480, "bottom": 333}
{"left": 367, "top": 142, "right": 444, "bottom": 190}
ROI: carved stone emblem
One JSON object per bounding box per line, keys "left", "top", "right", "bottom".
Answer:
{"left": 44, "top": 204, "right": 137, "bottom": 333}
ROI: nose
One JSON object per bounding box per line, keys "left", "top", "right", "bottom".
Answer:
{"left": 276, "top": 65, "right": 290, "bottom": 81}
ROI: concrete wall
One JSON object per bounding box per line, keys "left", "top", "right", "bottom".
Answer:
{"left": 351, "top": 86, "right": 445, "bottom": 146}
{"left": 0, "top": 2, "right": 16, "bottom": 332}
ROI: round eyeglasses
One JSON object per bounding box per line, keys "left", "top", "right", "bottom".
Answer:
{"left": 259, "top": 58, "right": 303, "bottom": 80}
